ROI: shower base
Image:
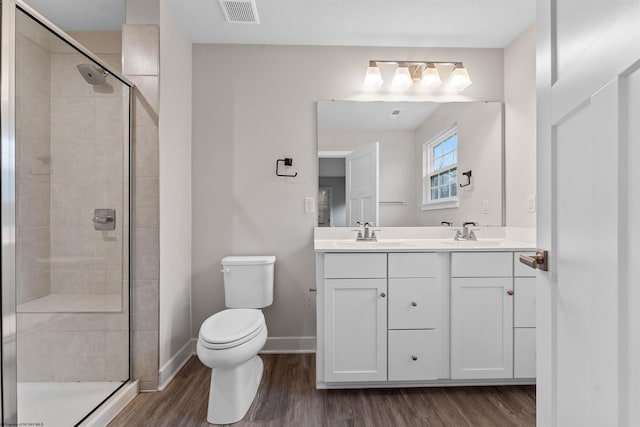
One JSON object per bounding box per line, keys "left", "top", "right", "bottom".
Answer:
{"left": 18, "top": 381, "right": 124, "bottom": 426}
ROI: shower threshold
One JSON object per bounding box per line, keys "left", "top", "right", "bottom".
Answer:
{"left": 18, "top": 381, "right": 124, "bottom": 427}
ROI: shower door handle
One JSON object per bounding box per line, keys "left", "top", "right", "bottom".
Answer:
{"left": 93, "top": 208, "right": 116, "bottom": 230}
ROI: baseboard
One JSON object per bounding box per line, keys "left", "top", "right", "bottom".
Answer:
{"left": 80, "top": 380, "right": 138, "bottom": 427}
{"left": 261, "top": 336, "right": 316, "bottom": 353}
{"left": 158, "top": 339, "right": 196, "bottom": 391}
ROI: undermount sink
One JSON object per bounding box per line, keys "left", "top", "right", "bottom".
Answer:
{"left": 331, "top": 240, "right": 415, "bottom": 249}
{"left": 441, "top": 239, "right": 505, "bottom": 247}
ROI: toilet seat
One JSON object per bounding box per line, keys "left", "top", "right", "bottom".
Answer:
{"left": 199, "top": 309, "right": 265, "bottom": 350}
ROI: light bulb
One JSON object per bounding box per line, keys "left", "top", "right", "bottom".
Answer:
{"left": 448, "top": 63, "right": 472, "bottom": 91}
{"left": 362, "top": 65, "right": 383, "bottom": 90}
{"left": 418, "top": 63, "right": 441, "bottom": 90}
{"left": 390, "top": 66, "right": 412, "bottom": 91}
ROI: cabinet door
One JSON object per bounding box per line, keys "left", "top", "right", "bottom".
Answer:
{"left": 324, "top": 278, "right": 387, "bottom": 382}
{"left": 514, "top": 277, "right": 536, "bottom": 328}
{"left": 451, "top": 277, "right": 513, "bottom": 379}
{"left": 514, "top": 328, "right": 536, "bottom": 378}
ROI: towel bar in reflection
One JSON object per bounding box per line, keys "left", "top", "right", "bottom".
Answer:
{"left": 379, "top": 201, "right": 407, "bottom": 206}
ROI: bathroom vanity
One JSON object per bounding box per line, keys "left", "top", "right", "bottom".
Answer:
{"left": 314, "top": 227, "right": 537, "bottom": 389}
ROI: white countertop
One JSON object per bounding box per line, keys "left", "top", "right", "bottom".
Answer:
{"left": 314, "top": 238, "right": 535, "bottom": 252}
{"left": 314, "top": 226, "right": 536, "bottom": 252}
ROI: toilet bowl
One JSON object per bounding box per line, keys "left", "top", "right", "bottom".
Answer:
{"left": 197, "top": 309, "right": 267, "bottom": 424}
{"left": 196, "top": 255, "right": 275, "bottom": 425}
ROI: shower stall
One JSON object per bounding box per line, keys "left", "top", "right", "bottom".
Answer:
{"left": 1, "top": 1, "right": 132, "bottom": 425}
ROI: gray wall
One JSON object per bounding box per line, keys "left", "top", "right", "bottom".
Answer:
{"left": 158, "top": 1, "right": 193, "bottom": 387}
{"left": 504, "top": 25, "right": 536, "bottom": 227}
{"left": 191, "top": 44, "right": 505, "bottom": 347}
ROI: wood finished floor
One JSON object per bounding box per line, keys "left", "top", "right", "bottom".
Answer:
{"left": 109, "top": 354, "right": 535, "bottom": 427}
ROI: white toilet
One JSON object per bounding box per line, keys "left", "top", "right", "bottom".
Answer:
{"left": 196, "top": 255, "right": 276, "bottom": 425}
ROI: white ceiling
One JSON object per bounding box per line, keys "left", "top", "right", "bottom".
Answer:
{"left": 318, "top": 101, "right": 443, "bottom": 132}
{"left": 23, "top": 0, "right": 535, "bottom": 48}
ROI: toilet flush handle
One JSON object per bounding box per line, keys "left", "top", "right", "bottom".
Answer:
{"left": 220, "top": 267, "right": 230, "bottom": 274}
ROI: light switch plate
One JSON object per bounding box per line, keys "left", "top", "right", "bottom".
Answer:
{"left": 304, "top": 197, "right": 315, "bottom": 213}
{"left": 482, "top": 200, "right": 489, "bottom": 214}
{"left": 527, "top": 195, "right": 536, "bottom": 212}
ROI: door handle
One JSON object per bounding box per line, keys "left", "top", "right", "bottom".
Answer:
{"left": 519, "top": 250, "right": 548, "bottom": 271}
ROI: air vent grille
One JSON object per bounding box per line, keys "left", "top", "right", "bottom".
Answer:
{"left": 219, "top": 0, "right": 260, "bottom": 24}
{"left": 389, "top": 109, "right": 402, "bottom": 119}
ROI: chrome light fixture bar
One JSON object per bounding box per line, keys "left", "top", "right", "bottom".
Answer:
{"left": 363, "top": 60, "right": 472, "bottom": 92}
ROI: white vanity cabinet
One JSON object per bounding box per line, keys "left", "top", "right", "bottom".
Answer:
{"left": 450, "top": 252, "right": 514, "bottom": 379}
{"left": 315, "top": 245, "right": 536, "bottom": 388}
{"left": 387, "top": 253, "right": 440, "bottom": 381}
{"left": 323, "top": 253, "right": 388, "bottom": 382}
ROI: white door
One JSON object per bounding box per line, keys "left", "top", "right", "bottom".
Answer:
{"left": 450, "top": 278, "right": 513, "bottom": 379}
{"left": 537, "top": 1, "right": 640, "bottom": 426}
{"left": 324, "top": 278, "right": 387, "bottom": 382}
{"left": 345, "top": 142, "right": 379, "bottom": 226}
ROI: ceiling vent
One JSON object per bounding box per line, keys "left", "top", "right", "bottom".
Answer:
{"left": 389, "top": 109, "right": 402, "bottom": 119}
{"left": 219, "top": 0, "right": 260, "bottom": 24}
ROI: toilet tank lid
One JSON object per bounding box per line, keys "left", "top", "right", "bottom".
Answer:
{"left": 222, "top": 255, "right": 276, "bottom": 266}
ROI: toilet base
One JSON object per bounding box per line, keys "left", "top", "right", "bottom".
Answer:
{"left": 207, "top": 355, "right": 264, "bottom": 424}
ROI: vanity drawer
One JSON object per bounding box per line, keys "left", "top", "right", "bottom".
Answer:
{"left": 388, "top": 278, "right": 439, "bottom": 329}
{"left": 514, "top": 278, "right": 536, "bottom": 327}
{"left": 514, "top": 251, "right": 537, "bottom": 277}
{"left": 324, "top": 253, "right": 387, "bottom": 278}
{"left": 388, "top": 253, "right": 438, "bottom": 278}
{"left": 451, "top": 252, "right": 513, "bottom": 277}
{"left": 388, "top": 330, "right": 439, "bottom": 381}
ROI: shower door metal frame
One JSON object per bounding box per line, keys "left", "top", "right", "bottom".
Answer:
{"left": 0, "top": 1, "right": 134, "bottom": 424}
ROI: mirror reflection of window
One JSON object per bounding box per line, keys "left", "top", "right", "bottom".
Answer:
{"left": 424, "top": 126, "right": 458, "bottom": 205}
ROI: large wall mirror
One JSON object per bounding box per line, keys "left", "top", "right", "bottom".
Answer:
{"left": 317, "top": 100, "right": 504, "bottom": 227}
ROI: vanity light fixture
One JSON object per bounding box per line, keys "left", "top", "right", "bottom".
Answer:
{"left": 390, "top": 65, "right": 413, "bottom": 91}
{"left": 448, "top": 63, "right": 473, "bottom": 91}
{"left": 362, "top": 60, "right": 471, "bottom": 92}
{"left": 418, "top": 63, "right": 442, "bottom": 90}
{"left": 362, "top": 61, "right": 383, "bottom": 90}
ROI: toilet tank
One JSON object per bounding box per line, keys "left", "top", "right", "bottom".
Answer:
{"left": 221, "top": 255, "right": 276, "bottom": 308}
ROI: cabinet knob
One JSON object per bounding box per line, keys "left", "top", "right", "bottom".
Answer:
{"left": 380, "top": 292, "right": 386, "bottom": 298}
{"left": 411, "top": 355, "right": 418, "bottom": 361}
{"left": 507, "top": 290, "right": 514, "bottom": 296}
{"left": 411, "top": 301, "right": 417, "bottom": 307}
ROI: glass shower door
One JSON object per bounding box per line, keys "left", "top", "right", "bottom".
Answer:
{"left": 10, "top": 7, "right": 131, "bottom": 426}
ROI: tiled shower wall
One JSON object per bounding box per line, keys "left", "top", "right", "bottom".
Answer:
{"left": 123, "top": 24, "right": 161, "bottom": 392}
{"left": 15, "top": 29, "right": 51, "bottom": 306}
{"left": 49, "top": 50, "right": 125, "bottom": 298}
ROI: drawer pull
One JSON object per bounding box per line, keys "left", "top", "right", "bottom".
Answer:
{"left": 507, "top": 290, "right": 514, "bottom": 296}
{"left": 380, "top": 292, "right": 386, "bottom": 298}
{"left": 411, "top": 301, "right": 417, "bottom": 307}
{"left": 411, "top": 355, "right": 418, "bottom": 361}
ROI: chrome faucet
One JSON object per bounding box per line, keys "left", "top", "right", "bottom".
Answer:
{"left": 455, "top": 221, "right": 478, "bottom": 241}
{"left": 355, "top": 221, "right": 377, "bottom": 241}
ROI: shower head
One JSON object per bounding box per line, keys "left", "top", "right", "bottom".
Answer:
{"left": 76, "top": 63, "right": 108, "bottom": 85}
